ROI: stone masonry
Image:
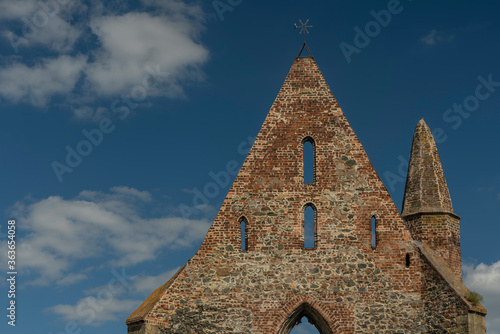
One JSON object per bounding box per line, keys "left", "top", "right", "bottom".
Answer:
{"left": 402, "top": 119, "right": 463, "bottom": 280}
{"left": 127, "top": 45, "right": 487, "bottom": 333}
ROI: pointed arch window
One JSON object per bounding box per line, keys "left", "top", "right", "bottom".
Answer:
{"left": 304, "top": 204, "right": 316, "bottom": 249}
{"left": 405, "top": 253, "right": 411, "bottom": 268}
{"left": 240, "top": 217, "right": 248, "bottom": 251}
{"left": 371, "top": 216, "right": 377, "bottom": 249}
{"left": 302, "top": 137, "right": 315, "bottom": 183}
{"left": 278, "top": 303, "right": 333, "bottom": 334}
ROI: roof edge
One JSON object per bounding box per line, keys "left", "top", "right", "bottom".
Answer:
{"left": 415, "top": 241, "right": 486, "bottom": 315}
{"left": 403, "top": 210, "right": 461, "bottom": 220}
{"left": 126, "top": 264, "right": 187, "bottom": 325}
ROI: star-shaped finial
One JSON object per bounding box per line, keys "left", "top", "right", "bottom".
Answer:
{"left": 294, "top": 19, "right": 313, "bottom": 41}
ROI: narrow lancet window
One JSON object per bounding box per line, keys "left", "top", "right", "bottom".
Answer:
{"left": 303, "top": 138, "right": 315, "bottom": 183}
{"left": 406, "top": 253, "right": 411, "bottom": 268}
{"left": 371, "top": 216, "right": 377, "bottom": 248}
{"left": 304, "top": 205, "right": 316, "bottom": 249}
{"left": 240, "top": 218, "right": 247, "bottom": 251}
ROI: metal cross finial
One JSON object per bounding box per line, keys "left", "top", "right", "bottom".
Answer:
{"left": 294, "top": 19, "right": 313, "bottom": 42}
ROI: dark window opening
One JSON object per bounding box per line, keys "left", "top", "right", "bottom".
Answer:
{"left": 405, "top": 253, "right": 411, "bottom": 268}
{"left": 303, "top": 138, "right": 315, "bottom": 183}
{"left": 371, "top": 216, "right": 377, "bottom": 249}
{"left": 304, "top": 205, "right": 316, "bottom": 249}
{"left": 240, "top": 218, "right": 247, "bottom": 251}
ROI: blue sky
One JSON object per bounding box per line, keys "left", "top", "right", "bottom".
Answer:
{"left": 0, "top": 1, "right": 499, "bottom": 333}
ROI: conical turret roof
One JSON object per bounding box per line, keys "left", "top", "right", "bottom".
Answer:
{"left": 402, "top": 119, "right": 456, "bottom": 217}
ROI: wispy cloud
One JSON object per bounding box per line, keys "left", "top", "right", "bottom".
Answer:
{"left": 11, "top": 187, "right": 210, "bottom": 286}
{"left": 49, "top": 296, "right": 141, "bottom": 327}
{"left": 56, "top": 273, "right": 88, "bottom": 286}
{"left": 463, "top": 261, "right": 500, "bottom": 334}
{"left": 0, "top": 0, "right": 209, "bottom": 114}
{"left": 0, "top": 0, "right": 85, "bottom": 52}
{"left": 130, "top": 267, "right": 181, "bottom": 295}
{"left": 419, "top": 29, "right": 456, "bottom": 46}
{"left": 0, "top": 55, "right": 87, "bottom": 107}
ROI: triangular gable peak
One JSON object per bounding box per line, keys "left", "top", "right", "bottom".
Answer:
{"left": 197, "top": 54, "right": 412, "bottom": 254}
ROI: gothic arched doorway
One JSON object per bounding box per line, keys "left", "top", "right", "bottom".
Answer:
{"left": 277, "top": 303, "right": 333, "bottom": 334}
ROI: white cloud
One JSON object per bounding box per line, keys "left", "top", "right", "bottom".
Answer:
{"left": 50, "top": 296, "right": 142, "bottom": 326}
{"left": 419, "top": 29, "right": 456, "bottom": 46}
{"left": 0, "top": 0, "right": 209, "bottom": 114}
{"left": 0, "top": 55, "right": 87, "bottom": 107}
{"left": 30, "top": 15, "right": 82, "bottom": 52}
{"left": 86, "top": 11, "right": 208, "bottom": 97}
{"left": 0, "top": 0, "right": 39, "bottom": 19}
{"left": 463, "top": 261, "right": 500, "bottom": 334}
{"left": 73, "top": 106, "right": 110, "bottom": 122}
{"left": 57, "top": 273, "right": 88, "bottom": 286}
{"left": 110, "top": 186, "right": 152, "bottom": 202}
{"left": 74, "top": 105, "right": 94, "bottom": 120}
{"left": 13, "top": 187, "right": 211, "bottom": 286}
{"left": 0, "top": 0, "right": 84, "bottom": 52}
{"left": 73, "top": 105, "right": 112, "bottom": 122}
{"left": 80, "top": 267, "right": 179, "bottom": 298}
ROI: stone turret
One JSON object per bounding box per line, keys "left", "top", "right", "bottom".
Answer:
{"left": 402, "top": 118, "right": 462, "bottom": 279}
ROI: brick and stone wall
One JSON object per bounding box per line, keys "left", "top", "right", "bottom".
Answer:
{"left": 127, "top": 55, "right": 486, "bottom": 334}
{"left": 406, "top": 213, "right": 462, "bottom": 279}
